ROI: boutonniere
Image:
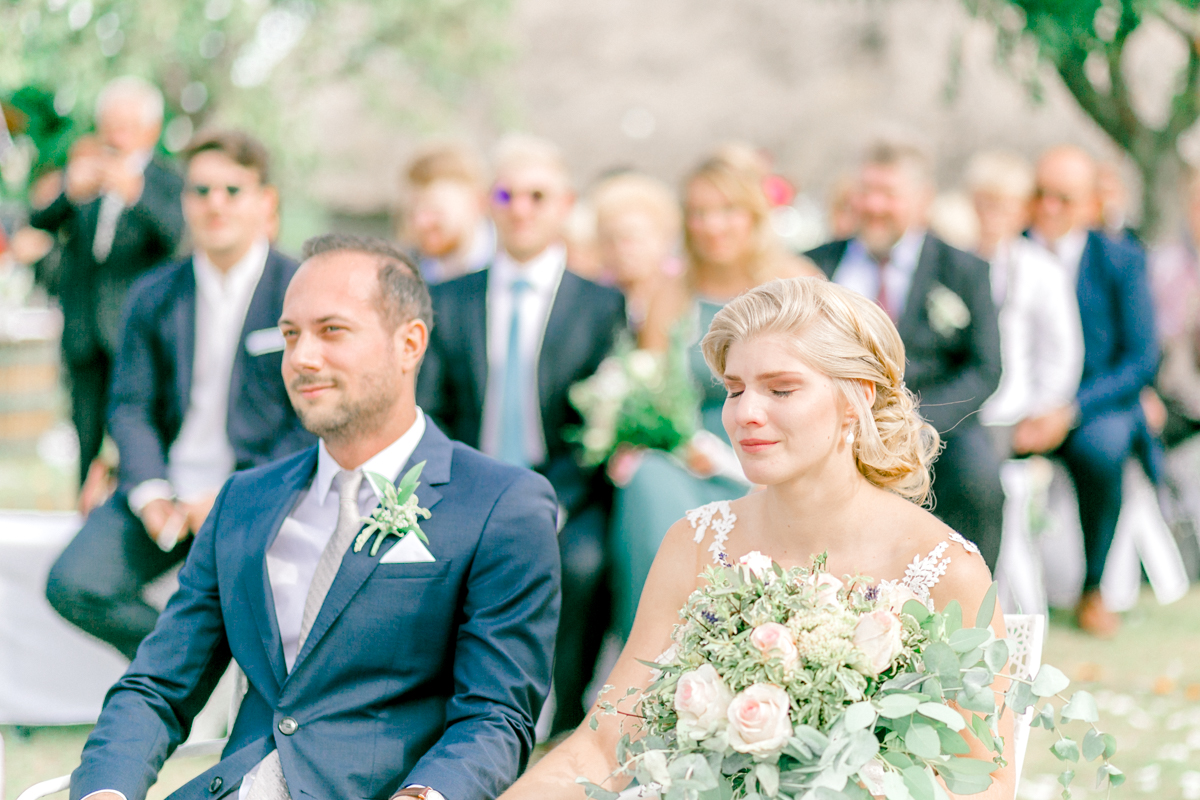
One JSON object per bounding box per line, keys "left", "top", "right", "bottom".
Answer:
{"left": 353, "top": 461, "right": 432, "bottom": 556}
{"left": 926, "top": 283, "right": 971, "bottom": 337}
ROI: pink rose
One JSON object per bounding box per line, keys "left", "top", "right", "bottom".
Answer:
{"left": 738, "top": 551, "right": 775, "bottom": 581}
{"left": 808, "top": 572, "right": 844, "bottom": 606}
{"left": 674, "top": 664, "right": 734, "bottom": 740}
{"left": 854, "top": 609, "right": 904, "bottom": 675}
{"left": 726, "top": 683, "right": 793, "bottom": 756}
{"left": 750, "top": 623, "right": 799, "bottom": 669}
{"left": 877, "top": 582, "right": 923, "bottom": 615}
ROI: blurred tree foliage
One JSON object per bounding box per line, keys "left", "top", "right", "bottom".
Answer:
{"left": 963, "top": 0, "right": 1200, "bottom": 239}
{"left": 0, "top": 0, "right": 510, "bottom": 195}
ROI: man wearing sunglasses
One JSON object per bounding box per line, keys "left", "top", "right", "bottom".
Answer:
{"left": 46, "top": 130, "right": 314, "bottom": 660}
{"left": 418, "top": 134, "right": 626, "bottom": 735}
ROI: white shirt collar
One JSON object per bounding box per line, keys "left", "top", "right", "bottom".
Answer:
{"left": 311, "top": 408, "right": 427, "bottom": 506}
{"left": 192, "top": 237, "right": 270, "bottom": 296}
{"left": 1032, "top": 227, "right": 1089, "bottom": 274}
{"left": 847, "top": 228, "right": 926, "bottom": 275}
{"left": 491, "top": 243, "right": 566, "bottom": 293}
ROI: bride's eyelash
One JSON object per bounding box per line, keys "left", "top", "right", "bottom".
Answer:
{"left": 726, "top": 389, "right": 743, "bottom": 398}
{"left": 771, "top": 389, "right": 794, "bottom": 397}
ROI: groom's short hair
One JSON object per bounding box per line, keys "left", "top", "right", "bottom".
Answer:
{"left": 301, "top": 233, "right": 432, "bottom": 331}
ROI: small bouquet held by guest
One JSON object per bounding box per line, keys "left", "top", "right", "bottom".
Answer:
{"left": 581, "top": 553, "right": 1121, "bottom": 800}
{"left": 568, "top": 334, "right": 700, "bottom": 469}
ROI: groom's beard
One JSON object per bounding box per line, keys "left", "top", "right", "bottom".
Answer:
{"left": 291, "top": 366, "right": 400, "bottom": 444}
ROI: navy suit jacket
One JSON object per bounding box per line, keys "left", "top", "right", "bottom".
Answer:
{"left": 806, "top": 235, "right": 1002, "bottom": 435}
{"left": 417, "top": 268, "right": 626, "bottom": 515}
{"left": 106, "top": 249, "right": 315, "bottom": 494}
{"left": 70, "top": 421, "right": 562, "bottom": 800}
{"left": 1072, "top": 230, "right": 1159, "bottom": 420}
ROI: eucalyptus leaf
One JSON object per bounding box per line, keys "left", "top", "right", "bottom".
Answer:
{"left": 576, "top": 779, "right": 619, "bottom": 800}
{"left": 936, "top": 757, "right": 995, "bottom": 795}
{"left": 842, "top": 702, "right": 877, "bottom": 732}
{"left": 902, "top": 599, "right": 931, "bottom": 623}
{"left": 755, "top": 762, "right": 780, "bottom": 797}
{"left": 920, "top": 643, "right": 962, "bottom": 688}
{"left": 901, "top": 766, "right": 936, "bottom": 800}
{"left": 1051, "top": 739, "right": 1079, "bottom": 762}
{"left": 905, "top": 723, "right": 941, "bottom": 759}
{"left": 1081, "top": 729, "right": 1105, "bottom": 762}
{"left": 882, "top": 673, "right": 926, "bottom": 692}
{"left": 956, "top": 684, "right": 995, "bottom": 714}
{"left": 936, "top": 726, "right": 971, "bottom": 755}
{"left": 984, "top": 640, "right": 1009, "bottom": 675}
{"left": 1006, "top": 680, "right": 1035, "bottom": 715}
{"left": 878, "top": 694, "right": 923, "bottom": 718}
{"left": 948, "top": 627, "right": 990, "bottom": 654}
{"left": 916, "top": 702, "right": 966, "bottom": 731}
{"left": 1102, "top": 733, "right": 1117, "bottom": 759}
{"left": 1098, "top": 764, "right": 1125, "bottom": 788}
{"left": 880, "top": 751, "right": 914, "bottom": 770}
{"left": 881, "top": 772, "right": 911, "bottom": 800}
{"left": 943, "top": 601, "right": 963, "bottom": 634}
{"left": 975, "top": 582, "right": 998, "bottom": 629}
{"left": 1057, "top": 769, "right": 1074, "bottom": 788}
{"left": 1061, "top": 690, "right": 1099, "bottom": 723}
{"left": 1031, "top": 665, "right": 1070, "bottom": 697}
{"left": 970, "top": 713, "right": 998, "bottom": 753}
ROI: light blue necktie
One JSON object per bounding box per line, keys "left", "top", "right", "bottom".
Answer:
{"left": 499, "top": 278, "right": 532, "bottom": 466}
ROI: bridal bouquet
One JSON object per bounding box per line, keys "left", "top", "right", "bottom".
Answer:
{"left": 582, "top": 554, "right": 1121, "bottom": 800}
{"left": 568, "top": 334, "right": 699, "bottom": 467}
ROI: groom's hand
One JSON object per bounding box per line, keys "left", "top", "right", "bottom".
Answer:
{"left": 139, "top": 498, "right": 188, "bottom": 549}
{"left": 184, "top": 491, "right": 219, "bottom": 534}
{"left": 79, "top": 791, "right": 126, "bottom": 800}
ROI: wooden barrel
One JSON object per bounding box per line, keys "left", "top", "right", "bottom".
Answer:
{"left": 0, "top": 309, "right": 63, "bottom": 451}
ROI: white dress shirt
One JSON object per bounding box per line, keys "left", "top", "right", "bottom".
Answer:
{"left": 237, "top": 410, "right": 428, "bottom": 800}
{"left": 980, "top": 236, "right": 1085, "bottom": 425}
{"left": 1031, "top": 227, "right": 1089, "bottom": 287}
{"left": 128, "top": 238, "right": 270, "bottom": 513}
{"left": 479, "top": 244, "right": 566, "bottom": 465}
{"left": 832, "top": 229, "right": 927, "bottom": 318}
{"left": 92, "top": 150, "right": 153, "bottom": 263}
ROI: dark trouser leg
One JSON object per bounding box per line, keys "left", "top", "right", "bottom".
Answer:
{"left": 66, "top": 354, "right": 111, "bottom": 486}
{"left": 1058, "top": 410, "right": 1138, "bottom": 591}
{"left": 929, "top": 425, "right": 1004, "bottom": 571}
{"left": 551, "top": 503, "right": 607, "bottom": 735}
{"left": 45, "top": 494, "right": 190, "bottom": 660}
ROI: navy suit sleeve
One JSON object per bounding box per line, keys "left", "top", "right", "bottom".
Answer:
{"left": 127, "top": 166, "right": 185, "bottom": 257}
{"left": 912, "top": 251, "right": 1003, "bottom": 434}
{"left": 71, "top": 482, "right": 234, "bottom": 800}
{"left": 404, "top": 470, "right": 562, "bottom": 800}
{"left": 1076, "top": 245, "right": 1159, "bottom": 419}
{"left": 29, "top": 192, "right": 75, "bottom": 232}
{"left": 416, "top": 294, "right": 453, "bottom": 430}
{"left": 107, "top": 282, "right": 171, "bottom": 492}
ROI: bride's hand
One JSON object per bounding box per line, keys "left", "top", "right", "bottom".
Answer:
{"left": 607, "top": 445, "right": 646, "bottom": 487}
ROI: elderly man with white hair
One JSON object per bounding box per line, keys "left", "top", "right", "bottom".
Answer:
{"left": 30, "top": 75, "right": 185, "bottom": 493}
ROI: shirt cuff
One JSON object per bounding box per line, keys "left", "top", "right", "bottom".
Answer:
{"left": 128, "top": 479, "right": 175, "bottom": 514}
{"left": 81, "top": 792, "right": 128, "bottom": 800}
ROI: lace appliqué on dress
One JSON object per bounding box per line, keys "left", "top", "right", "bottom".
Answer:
{"left": 686, "top": 500, "right": 736, "bottom": 566}
{"left": 878, "top": 531, "right": 979, "bottom": 606}
{"left": 948, "top": 530, "right": 980, "bottom": 556}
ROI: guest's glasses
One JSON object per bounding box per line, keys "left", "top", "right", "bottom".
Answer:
{"left": 185, "top": 184, "right": 246, "bottom": 200}
{"left": 491, "top": 186, "right": 548, "bottom": 206}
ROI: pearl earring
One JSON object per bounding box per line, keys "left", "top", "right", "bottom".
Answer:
{"left": 845, "top": 430, "right": 855, "bottom": 446}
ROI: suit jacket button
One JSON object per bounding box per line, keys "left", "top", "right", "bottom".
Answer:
{"left": 209, "top": 777, "right": 223, "bottom": 793}
{"left": 278, "top": 716, "right": 298, "bottom": 735}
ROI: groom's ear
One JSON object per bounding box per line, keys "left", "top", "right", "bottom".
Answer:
{"left": 396, "top": 317, "right": 429, "bottom": 375}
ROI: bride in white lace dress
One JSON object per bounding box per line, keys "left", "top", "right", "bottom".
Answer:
{"left": 503, "top": 278, "right": 1014, "bottom": 800}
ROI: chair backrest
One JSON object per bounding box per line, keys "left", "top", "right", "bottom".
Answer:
{"left": 1004, "top": 613, "right": 1045, "bottom": 788}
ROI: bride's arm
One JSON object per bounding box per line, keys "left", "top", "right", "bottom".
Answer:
{"left": 501, "top": 518, "right": 704, "bottom": 800}
{"left": 931, "top": 545, "right": 1017, "bottom": 800}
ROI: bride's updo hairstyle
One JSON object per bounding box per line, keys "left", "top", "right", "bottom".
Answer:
{"left": 702, "top": 277, "right": 941, "bottom": 504}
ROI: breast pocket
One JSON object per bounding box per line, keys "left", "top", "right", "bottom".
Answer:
{"left": 374, "top": 559, "right": 453, "bottom": 580}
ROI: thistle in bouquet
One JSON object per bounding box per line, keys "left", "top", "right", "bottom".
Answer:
{"left": 568, "top": 330, "right": 700, "bottom": 467}
{"left": 581, "top": 553, "right": 1121, "bottom": 800}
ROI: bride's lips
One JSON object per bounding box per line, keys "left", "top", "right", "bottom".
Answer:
{"left": 738, "top": 438, "right": 777, "bottom": 453}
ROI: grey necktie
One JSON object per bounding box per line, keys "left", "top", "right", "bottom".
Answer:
{"left": 92, "top": 192, "right": 124, "bottom": 263}
{"left": 245, "top": 468, "right": 364, "bottom": 800}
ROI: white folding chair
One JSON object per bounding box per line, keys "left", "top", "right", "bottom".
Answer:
{"left": 1003, "top": 612, "right": 1045, "bottom": 786}
{"left": 17, "top": 666, "right": 244, "bottom": 800}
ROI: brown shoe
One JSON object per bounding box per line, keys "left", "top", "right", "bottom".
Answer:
{"left": 1076, "top": 590, "right": 1120, "bottom": 638}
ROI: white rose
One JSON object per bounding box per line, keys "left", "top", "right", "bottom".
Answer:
{"left": 854, "top": 609, "right": 904, "bottom": 675}
{"left": 858, "top": 758, "right": 888, "bottom": 795}
{"left": 878, "top": 582, "right": 923, "bottom": 616}
{"left": 726, "top": 683, "right": 794, "bottom": 756}
{"left": 674, "top": 664, "right": 734, "bottom": 740}
{"left": 808, "top": 572, "right": 844, "bottom": 607}
{"left": 737, "top": 550, "right": 775, "bottom": 581}
{"left": 750, "top": 622, "right": 799, "bottom": 669}
{"left": 627, "top": 350, "right": 660, "bottom": 383}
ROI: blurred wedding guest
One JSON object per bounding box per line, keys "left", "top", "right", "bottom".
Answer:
{"left": 417, "top": 134, "right": 625, "bottom": 734}
{"left": 28, "top": 77, "right": 184, "bottom": 488}
{"left": 609, "top": 150, "right": 821, "bottom": 642}
{"left": 1097, "top": 160, "right": 1142, "bottom": 248}
{"left": 807, "top": 138, "right": 1004, "bottom": 569}
{"left": 1017, "top": 144, "right": 1158, "bottom": 636}
{"left": 400, "top": 141, "right": 495, "bottom": 284}
{"left": 592, "top": 172, "right": 682, "bottom": 331}
{"left": 564, "top": 199, "right": 603, "bottom": 280}
{"left": 827, "top": 173, "right": 860, "bottom": 240}
{"left": 46, "top": 131, "right": 314, "bottom": 660}
{"left": 1149, "top": 167, "right": 1200, "bottom": 447}
{"left": 968, "top": 151, "right": 1084, "bottom": 439}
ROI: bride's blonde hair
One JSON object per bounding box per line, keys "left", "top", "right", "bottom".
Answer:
{"left": 701, "top": 277, "right": 941, "bottom": 504}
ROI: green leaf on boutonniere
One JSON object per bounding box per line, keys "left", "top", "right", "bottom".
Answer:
{"left": 353, "top": 461, "right": 432, "bottom": 556}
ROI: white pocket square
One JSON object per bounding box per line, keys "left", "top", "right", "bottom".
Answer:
{"left": 245, "top": 327, "right": 286, "bottom": 356}
{"left": 378, "top": 532, "right": 436, "bottom": 564}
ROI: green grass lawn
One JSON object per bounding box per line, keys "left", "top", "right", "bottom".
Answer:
{"left": 6, "top": 587, "right": 1199, "bottom": 800}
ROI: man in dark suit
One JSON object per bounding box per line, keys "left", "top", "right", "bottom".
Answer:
{"left": 807, "top": 139, "right": 1004, "bottom": 568}
{"left": 1014, "top": 145, "right": 1159, "bottom": 637}
{"left": 29, "top": 77, "right": 185, "bottom": 486}
{"left": 417, "top": 135, "right": 626, "bottom": 735}
{"left": 46, "top": 131, "right": 314, "bottom": 660}
{"left": 71, "top": 234, "right": 560, "bottom": 800}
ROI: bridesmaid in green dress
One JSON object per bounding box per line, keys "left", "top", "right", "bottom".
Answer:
{"left": 609, "top": 144, "right": 823, "bottom": 637}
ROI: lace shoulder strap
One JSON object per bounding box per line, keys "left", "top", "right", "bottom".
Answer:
{"left": 685, "top": 501, "right": 736, "bottom": 566}
{"left": 898, "top": 531, "right": 980, "bottom": 599}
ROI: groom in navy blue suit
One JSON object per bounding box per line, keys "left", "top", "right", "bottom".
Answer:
{"left": 70, "top": 234, "right": 562, "bottom": 800}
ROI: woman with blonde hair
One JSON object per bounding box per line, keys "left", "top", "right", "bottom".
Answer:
{"left": 503, "top": 277, "right": 1013, "bottom": 800}
{"left": 609, "top": 148, "right": 822, "bottom": 639}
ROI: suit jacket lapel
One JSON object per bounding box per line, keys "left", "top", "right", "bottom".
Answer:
{"left": 287, "top": 422, "right": 453, "bottom": 674}
{"left": 537, "top": 270, "right": 579, "bottom": 422}
{"left": 228, "top": 249, "right": 285, "bottom": 409}
{"left": 170, "top": 261, "right": 197, "bottom": 411}
{"left": 896, "top": 235, "right": 939, "bottom": 342}
{"left": 242, "top": 449, "right": 317, "bottom": 692}
{"left": 464, "top": 271, "right": 490, "bottom": 413}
